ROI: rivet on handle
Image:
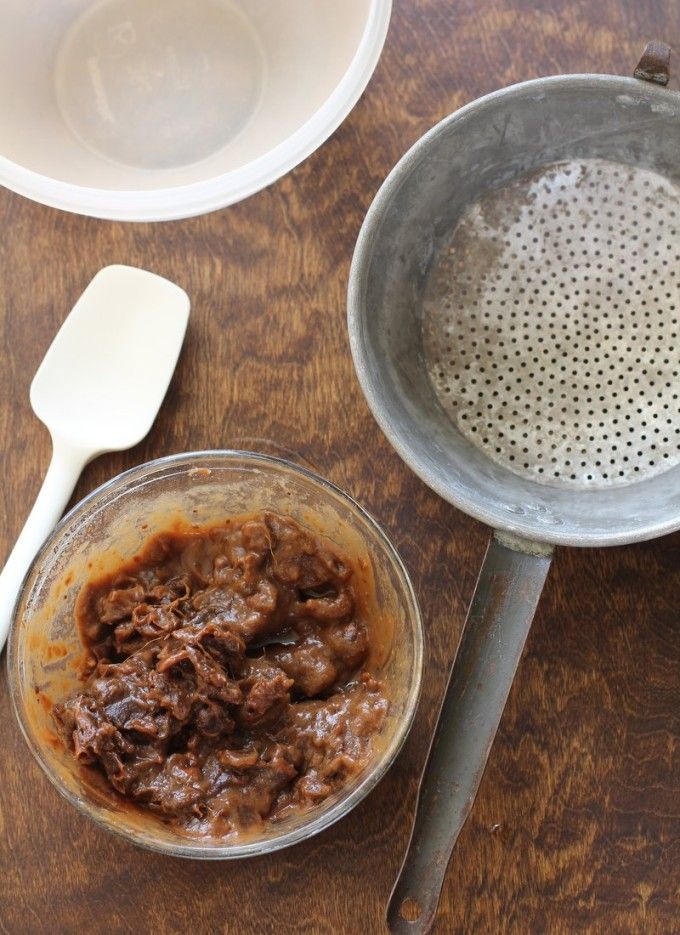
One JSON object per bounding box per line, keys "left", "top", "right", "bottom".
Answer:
{"left": 634, "top": 41, "right": 671, "bottom": 86}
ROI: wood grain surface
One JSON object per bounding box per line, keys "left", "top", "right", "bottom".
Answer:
{"left": 2, "top": 1, "right": 680, "bottom": 933}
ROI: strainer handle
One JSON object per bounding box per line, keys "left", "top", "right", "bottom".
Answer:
{"left": 387, "top": 532, "right": 553, "bottom": 935}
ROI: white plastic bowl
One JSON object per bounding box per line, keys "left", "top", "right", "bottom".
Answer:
{"left": 0, "top": 0, "right": 391, "bottom": 220}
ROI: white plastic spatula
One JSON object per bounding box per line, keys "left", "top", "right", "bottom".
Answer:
{"left": 0, "top": 265, "right": 190, "bottom": 650}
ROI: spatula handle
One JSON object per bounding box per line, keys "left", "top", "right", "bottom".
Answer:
{"left": 0, "top": 440, "right": 87, "bottom": 652}
{"left": 387, "top": 533, "right": 553, "bottom": 934}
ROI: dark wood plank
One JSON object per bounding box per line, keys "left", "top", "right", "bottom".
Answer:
{"left": 1, "top": 1, "right": 679, "bottom": 933}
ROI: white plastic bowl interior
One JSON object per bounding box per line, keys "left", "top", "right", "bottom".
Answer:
{"left": 0, "top": 0, "right": 391, "bottom": 220}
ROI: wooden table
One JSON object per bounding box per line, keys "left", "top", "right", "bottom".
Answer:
{"left": 2, "top": 2, "right": 680, "bottom": 932}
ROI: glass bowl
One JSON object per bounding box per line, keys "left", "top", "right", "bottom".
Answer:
{"left": 8, "top": 450, "right": 423, "bottom": 858}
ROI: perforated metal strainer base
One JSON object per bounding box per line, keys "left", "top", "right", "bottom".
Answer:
{"left": 423, "top": 158, "right": 680, "bottom": 488}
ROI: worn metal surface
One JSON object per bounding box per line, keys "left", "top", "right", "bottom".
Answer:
{"left": 423, "top": 158, "right": 680, "bottom": 488}
{"left": 387, "top": 535, "right": 553, "bottom": 933}
{"left": 634, "top": 40, "right": 671, "bottom": 86}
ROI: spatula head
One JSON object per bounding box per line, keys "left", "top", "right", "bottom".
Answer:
{"left": 30, "top": 265, "right": 190, "bottom": 453}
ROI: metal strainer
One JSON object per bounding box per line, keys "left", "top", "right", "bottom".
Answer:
{"left": 423, "top": 157, "right": 680, "bottom": 488}
{"left": 348, "top": 43, "right": 680, "bottom": 935}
